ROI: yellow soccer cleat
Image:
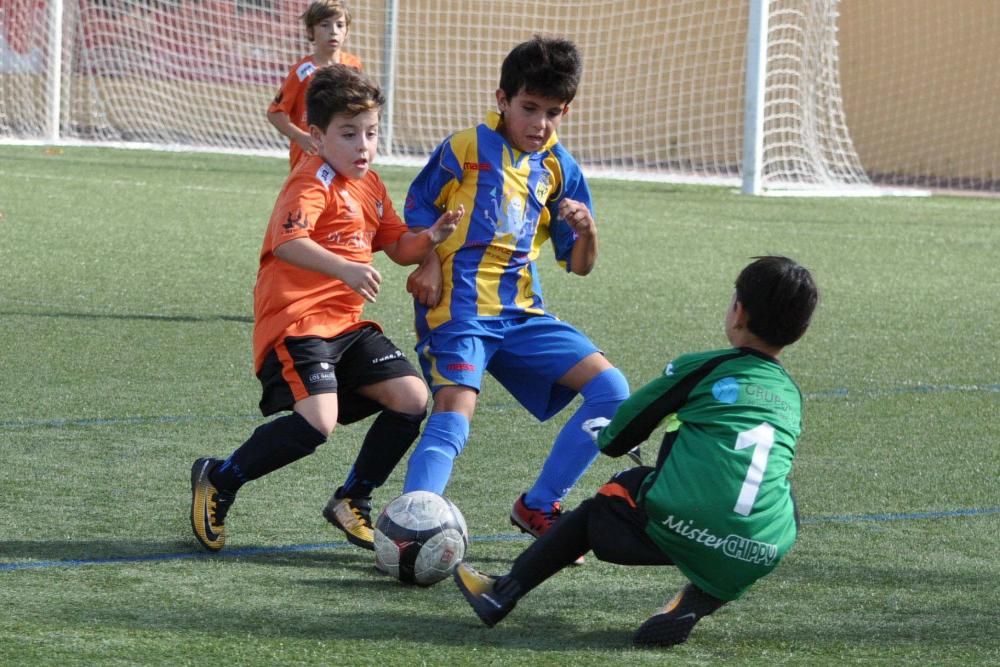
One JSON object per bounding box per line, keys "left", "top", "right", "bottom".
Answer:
{"left": 323, "top": 494, "right": 375, "bottom": 551}
{"left": 190, "top": 457, "right": 235, "bottom": 552}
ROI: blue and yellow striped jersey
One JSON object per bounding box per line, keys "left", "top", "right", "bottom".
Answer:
{"left": 405, "top": 111, "right": 593, "bottom": 339}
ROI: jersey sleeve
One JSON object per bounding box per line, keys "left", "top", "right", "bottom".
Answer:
{"left": 264, "top": 171, "right": 329, "bottom": 251}
{"left": 267, "top": 67, "right": 301, "bottom": 115}
{"left": 404, "top": 137, "right": 461, "bottom": 229}
{"left": 341, "top": 52, "right": 363, "bottom": 71}
{"left": 597, "top": 360, "right": 690, "bottom": 457}
{"left": 546, "top": 147, "right": 594, "bottom": 270}
{"left": 370, "top": 177, "right": 408, "bottom": 251}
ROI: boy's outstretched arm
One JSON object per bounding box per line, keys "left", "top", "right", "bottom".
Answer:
{"left": 274, "top": 237, "right": 383, "bottom": 303}
{"left": 384, "top": 205, "right": 464, "bottom": 266}
{"left": 559, "top": 198, "right": 598, "bottom": 276}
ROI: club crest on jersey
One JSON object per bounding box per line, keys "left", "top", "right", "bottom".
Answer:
{"left": 534, "top": 172, "right": 552, "bottom": 201}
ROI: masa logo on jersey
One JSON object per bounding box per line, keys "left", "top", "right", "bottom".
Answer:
{"left": 283, "top": 209, "right": 308, "bottom": 231}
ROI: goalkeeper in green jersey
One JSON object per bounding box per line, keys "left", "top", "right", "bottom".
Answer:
{"left": 454, "top": 255, "right": 819, "bottom": 647}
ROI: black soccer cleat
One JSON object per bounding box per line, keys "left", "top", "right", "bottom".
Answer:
{"left": 632, "top": 583, "right": 726, "bottom": 647}
{"left": 453, "top": 563, "right": 520, "bottom": 628}
{"left": 190, "top": 457, "right": 235, "bottom": 552}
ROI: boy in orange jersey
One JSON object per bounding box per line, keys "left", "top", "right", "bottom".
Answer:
{"left": 267, "top": 0, "right": 363, "bottom": 170}
{"left": 191, "top": 65, "right": 463, "bottom": 554}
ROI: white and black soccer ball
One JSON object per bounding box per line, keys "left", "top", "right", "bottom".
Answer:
{"left": 373, "top": 491, "right": 468, "bottom": 587}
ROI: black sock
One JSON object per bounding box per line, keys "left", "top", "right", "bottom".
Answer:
{"left": 507, "top": 497, "right": 594, "bottom": 595}
{"left": 210, "top": 412, "right": 326, "bottom": 493}
{"left": 338, "top": 409, "right": 424, "bottom": 498}
{"left": 671, "top": 583, "right": 725, "bottom": 619}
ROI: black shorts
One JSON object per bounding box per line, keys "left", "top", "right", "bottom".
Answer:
{"left": 256, "top": 325, "right": 421, "bottom": 424}
{"left": 587, "top": 466, "right": 674, "bottom": 566}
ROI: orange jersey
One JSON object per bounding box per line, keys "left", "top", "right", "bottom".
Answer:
{"left": 252, "top": 156, "right": 406, "bottom": 371}
{"left": 268, "top": 53, "right": 364, "bottom": 169}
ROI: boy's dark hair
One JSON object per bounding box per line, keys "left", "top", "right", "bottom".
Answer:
{"left": 301, "top": 0, "right": 351, "bottom": 32}
{"left": 306, "top": 64, "right": 385, "bottom": 131}
{"left": 735, "top": 256, "right": 818, "bottom": 348}
{"left": 499, "top": 35, "right": 581, "bottom": 104}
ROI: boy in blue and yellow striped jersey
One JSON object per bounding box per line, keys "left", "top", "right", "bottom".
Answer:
{"left": 400, "top": 36, "right": 630, "bottom": 545}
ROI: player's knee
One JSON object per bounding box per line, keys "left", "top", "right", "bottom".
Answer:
{"left": 416, "top": 411, "right": 470, "bottom": 459}
{"left": 300, "top": 412, "right": 336, "bottom": 439}
{"left": 375, "top": 376, "right": 429, "bottom": 415}
{"left": 582, "top": 366, "right": 630, "bottom": 406}
{"left": 284, "top": 411, "right": 330, "bottom": 451}
{"left": 293, "top": 394, "right": 339, "bottom": 438}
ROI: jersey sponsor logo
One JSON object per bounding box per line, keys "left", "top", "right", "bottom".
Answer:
{"left": 316, "top": 164, "right": 335, "bottom": 188}
{"left": 463, "top": 161, "right": 492, "bottom": 171}
{"left": 325, "top": 229, "right": 376, "bottom": 248}
{"left": 283, "top": 209, "right": 308, "bottom": 231}
{"left": 375, "top": 198, "right": 384, "bottom": 219}
{"left": 296, "top": 61, "right": 317, "bottom": 81}
{"left": 744, "top": 383, "right": 794, "bottom": 413}
{"left": 711, "top": 376, "right": 740, "bottom": 404}
{"left": 371, "top": 350, "right": 404, "bottom": 364}
{"left": 446, "top": 362, "right": 476, "bottom": 372}
{"left": 307, "top": 370, "right": 336, "bottom": 384}
{"left": 660, "top": 515, "right": 778, "bottom": 566}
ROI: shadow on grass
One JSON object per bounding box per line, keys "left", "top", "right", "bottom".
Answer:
{"left": 0, "top": 538, "right": 373, "bottom": 570}
{"left": 7, "top": 536, "right": 991, "bottom": 652}
{"left": 0, "top": 537, "right": 522, "bottom": 573}
{"left": 0, "top": 307, "right": 252, "bottom": 324}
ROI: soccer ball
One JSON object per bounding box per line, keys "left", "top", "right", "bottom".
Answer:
{"left": 373, "top": 491, "right": 468, "bottom": 587}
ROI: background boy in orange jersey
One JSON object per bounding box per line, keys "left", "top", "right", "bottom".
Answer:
{"left": 267, "top": 0, "right": 362, "bottom": 170}
{"left": 191, "top": 65, "right": 463, "bottom": 553}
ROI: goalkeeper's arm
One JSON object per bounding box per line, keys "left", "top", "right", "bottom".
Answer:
{"left": 592, "top": 373, "right": 687, "bottom": 458}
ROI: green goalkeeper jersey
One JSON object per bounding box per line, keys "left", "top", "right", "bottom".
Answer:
{"left": 597, "top": 348, "right": 803, "bottom": 601}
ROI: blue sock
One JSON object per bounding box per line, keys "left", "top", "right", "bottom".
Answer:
{"left": 524, "top": 367, "right": 629, "bottom": 509}
{"left": 403, "top": 412, "right": 470, "bottom": 495}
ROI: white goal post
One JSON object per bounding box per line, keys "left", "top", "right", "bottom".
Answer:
{"left": 3, "top": 0, "right": 982, "bottom": 195}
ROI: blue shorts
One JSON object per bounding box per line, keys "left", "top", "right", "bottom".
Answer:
{"left": 415, "top": 315, "right": 601, "bottom": 421}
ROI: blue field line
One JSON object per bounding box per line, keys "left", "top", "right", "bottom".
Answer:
{"left": 2, "top": 506, "right": 997, "bottom": 574}
{"left": 2, "top": 382, "right": 996, "bottom": 431}
{"left": 800, "top": 506, "right": 1000, "bottom": 524}
{"left": 803, "top": 383, "right": 1000, "bottom": 400}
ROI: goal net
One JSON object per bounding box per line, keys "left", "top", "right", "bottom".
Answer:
{"left": 0, "top": 0, "right": 916, "bottom": 194}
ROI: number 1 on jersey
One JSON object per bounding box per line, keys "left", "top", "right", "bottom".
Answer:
{"left": 733, "top": 422, "right": 775, "bottom": 516}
